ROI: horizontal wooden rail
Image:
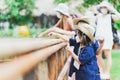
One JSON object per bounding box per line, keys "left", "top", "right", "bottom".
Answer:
{"left": 0, "top": 42, "right": 67, "bottom": 80}
{"left": 0, "top": 38, "right": 63, "bottom": 57}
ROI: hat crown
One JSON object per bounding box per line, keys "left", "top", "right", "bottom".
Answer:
{"left": 85, "top": 25, "right": 95, "bottom": 36}
{"left": 99, "top": 1, "right": 110, "bottom": 8}
{"left": 57, "top": 3, "right": 68, "bottom": 10}
{"left": 77, "top": 23, "right": 95, "bottom": 41}
{"left": 80, "top": 24, "right": 95, "bottom": 36}
{"left": 54, "top": 3, "right": 69, "bottom": 16}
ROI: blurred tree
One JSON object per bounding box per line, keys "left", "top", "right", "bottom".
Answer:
{"left": 82, "top": 0, "right": 102, "bottom": 8}
{"left": 54, "top": 0, "right": 70, "bottom": 3}
{"left": 82, "top": 0, "right": 120, "bottom": 12}
{"left": 0, "top": 0, "right": 36, "bottom": 26}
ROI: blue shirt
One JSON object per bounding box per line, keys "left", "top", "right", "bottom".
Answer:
{"left": 69, "top": 37, "right": 80, "bottom": 77}
{"left": 68, "top": 38, "right": 100, "bottom": 80}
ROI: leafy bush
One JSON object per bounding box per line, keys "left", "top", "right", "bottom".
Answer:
{"left": 0, "top": 0, "right": 36, "bottom": 26}
{"left": 114, "top": 20, "right": 120, "bottom": 30}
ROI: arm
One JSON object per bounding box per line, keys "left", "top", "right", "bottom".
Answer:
{"left": 66, "top": 46, "right": 81, "bottom": 64}
{"left": 38, "top": 27, "right": 54, "bottom": 37}
{"left": 67, "top": 17, "right": 75, "bottom": 30}
{"left": 96, "top": 40, "right": 104, "bottom": 55}
{"left": 110, "top": 6, "right": 120, "bottom": 21}
{"left": 54, "top": 27, "right": 76, "bottom": 37}
{"left": 38, "top": 19, "right": 61, "bottom": 37}
{"left": 49, "top": 32, "right": 69, "bottom": 42}
{"left": 54, "top": 19, "right": 61, "bottom": 27}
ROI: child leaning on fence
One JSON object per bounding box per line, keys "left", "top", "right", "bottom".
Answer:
{"left": 48, "top": 17, "right": 104, "bottom": 80}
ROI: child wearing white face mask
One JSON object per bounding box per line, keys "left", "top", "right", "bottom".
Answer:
{"left": 56, "top": 12, "right": 62, "bottom": 19}
{"left": 100, "top": 7, "right": 109, "bottom": 15}
{"left": 95, "top": 1, "right": 120, "bottom": 80}
{"left": 38, "top": 3, "right": 76, "bottom": 80}
{"left": 38, "top": 3, "right": 75, "bottom": 37}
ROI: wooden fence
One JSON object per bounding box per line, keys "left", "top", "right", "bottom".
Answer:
{"left": 0, "top": 38, "right": 67, "bottom": 80}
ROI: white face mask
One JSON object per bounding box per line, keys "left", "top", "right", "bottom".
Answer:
{"left": 56, "top": 12, "right": 62, "bottom": 19}
{"left": 76, "top": 36, "right": 80, "bottom": 43}
{"left": 100, "top": 8, "right": 108, "bottom": 15}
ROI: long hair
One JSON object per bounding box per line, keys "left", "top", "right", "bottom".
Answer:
{"left": 77, "top": 29, "right": 91, "bottom": 46}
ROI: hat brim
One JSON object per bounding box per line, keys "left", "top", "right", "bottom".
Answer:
{"left": 97, "top": 1, "right": 110, "bottom": 10}
{"left": 54, "top": 8, "right": 70, "bottom": 16}
{"left": 98, "top": 5, "right": 109, "bottom": 10}
{"left": 75, "top": 24, "right": 94, "bottom": 41}
{"left": 73, "top": 17, "right": 90, "bottom": 25}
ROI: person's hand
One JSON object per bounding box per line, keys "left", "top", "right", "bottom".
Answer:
{"left": 66, "top": 45, "right": 73, "bottom": 54}
{"left": 48, "top": 32, "right": 57, "bottom": 37}
{"left": 98, "top": 39, "right": 104, "bottom": 47}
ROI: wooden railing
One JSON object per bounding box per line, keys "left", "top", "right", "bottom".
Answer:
{"left": 0, "top": 38, "right": 67, "bottom": 80}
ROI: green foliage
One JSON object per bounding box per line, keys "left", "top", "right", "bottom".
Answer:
{"left": 54, "top": 0, "right": 70, "bottom": 3}
{"left": 0, "top": 0, "right": 36, "bottom": 26}
{"left": 76, "top": 5, "right": 86, "bottom": 14}
{"left": 0, "top": 29, "right": 13, "bottom": 37}
{"left": 29, "top": 28, "right": 47, "bottom": 38}
{"left": 82, "top": 0, "right": 102, "bottom": 8}
{"left": 82, "top": 0, "right": 120, "bottom": 12}
{"left": 111, "top": 51, "right": 120, "bottom": 80}
{"left": 116, "top": 5, "right": 120, "bottom": 13}
{"left": 114, "top": 20, "right": 120, "bottom": 30}
{"left": 0, "top": 28, "right": 48, "bottom": 38}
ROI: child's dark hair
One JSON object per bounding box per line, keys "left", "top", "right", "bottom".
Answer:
{"left": 77, "top": 29, "right": 91, "bottom": 46}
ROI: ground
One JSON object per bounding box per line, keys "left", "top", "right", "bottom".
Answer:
{"left": 111, "top": 50, "right": 120, "bottom": 80}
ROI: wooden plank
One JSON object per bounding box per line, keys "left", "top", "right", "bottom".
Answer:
{"left": 47, "top": 48, "right": 67, "bottom": 80}
{"left": 0, "top": 39, "right": 63, "bottom": 57}
{"left": 0, "top": 42, "right": 66, "bottom": 80}
{"left": 37, "top": 61, "right": 49, "bottom": 80}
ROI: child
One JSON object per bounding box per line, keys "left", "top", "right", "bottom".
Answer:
{"left": 50, "top": 21, "right": 102, "bottom": 80}
{"left": 95, "top": 1, "right": 120, "bottom": 79}
{"left": 66, "top": 23, "right": 101, "bottom": 80}
{"left": 50, "top": 17, "right": 104, "bottom": 80}
{"left": 38, "top": 3, "right": 75, "bottom": 37}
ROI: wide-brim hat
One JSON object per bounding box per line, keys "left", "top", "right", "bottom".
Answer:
{"left": 73, "top": 17, "right": 90, "bottom": 25}
{"left": 73, "top": 17, "right": 96, "bottom": 31}
{"left": 75, "top": 23, "right": 95, "bottom": 41}
{"left": 54, "top": 3, "right": 70, "bottom": 16}
{"left": 97, "top": 1, "right": 110, "bottom": 10}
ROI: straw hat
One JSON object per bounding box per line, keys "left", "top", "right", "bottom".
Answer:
{"left": 54, "top": 3, "right": 69, "bottom": 16}
{"left": 97, "top": 1, "right": 110, "bottom": 10}
{"left": 73, "top": 17, "right": 96, "bottom": 31}
{"left": 75, "top": 23, "right": 95, "bottom": 41}
{"left": 73, "top": 17, "right": 90, "bottom": 25}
